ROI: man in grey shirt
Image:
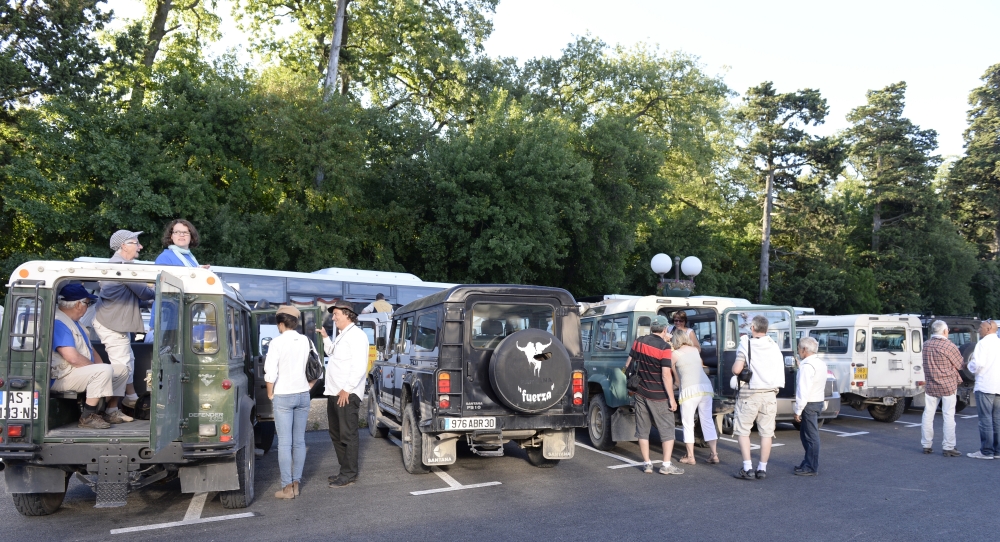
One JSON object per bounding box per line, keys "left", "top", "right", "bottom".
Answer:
{"left": 93, "top": 229, "right": 154, "bottom": 424}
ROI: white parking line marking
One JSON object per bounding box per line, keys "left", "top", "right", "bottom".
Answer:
{"left": 961, "top": 415, "right": 978, "bottom": 419}
{"left": 109, "top": 513, "right": 256, "bottom": 534}
{"left": 838, "top": 413, "right": 921, "bottom": 427}
{"left": 388, "top": 435, "right": 502, "bottom": 495}
{"left": 183, "top": 492, "right": 212, "bottom": 521}
{"left": 819, "top": 428, "right": 870, "bottom": 437}
{"left": 718, "top": 436, "right": 783, "bottom": 449}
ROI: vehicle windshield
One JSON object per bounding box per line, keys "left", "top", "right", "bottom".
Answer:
{"left": 471, "top": 303, "right": 554, "bottom": 348}
{"left": 359, "top": 321, "right": 377, "bottom": 344}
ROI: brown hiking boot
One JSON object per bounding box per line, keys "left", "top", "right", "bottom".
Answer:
{"left": 275, "top": 484, "right": 295, "bottom": 499}
{"left": 79, "top": 413, "right": 111, "bottom": 429}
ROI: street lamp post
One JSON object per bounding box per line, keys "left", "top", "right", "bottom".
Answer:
{"left": 650, "top": 253, "right": 702, "bottom": 297}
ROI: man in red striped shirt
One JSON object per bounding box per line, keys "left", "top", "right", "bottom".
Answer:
{"left": 624, "top": 315, "right": 682, "bottom": 475}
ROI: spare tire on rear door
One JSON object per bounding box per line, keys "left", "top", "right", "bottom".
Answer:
{"left": 489, "top": 329, "right": 572, "bottom": 413}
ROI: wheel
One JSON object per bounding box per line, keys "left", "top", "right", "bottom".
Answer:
{"left": 367, "top": 386, "right": 389, "bottom": 438}
{"left": 587, "top": 394, "right": 615, "bottom": 451}
{"left": 868, "top": 401, "right": 905, "bottom": 423}
{"left": 955, "top": 399, "right": 967, "bottom": 414}
{"left": 525, "top": 445, "right": 559, "bottom": 468}
{"left": 401, "top": 404, "right": 430, "bottom": 474}
{"left": 254, "top": 421, "right": 276, "bottom": 453}
{"left": 720, "top": 412, "right": 735, "bottom": 436}
{"left": 11, "top": 474, "right": 68, "bottom": 516}
{"left": 220, "top": 445, "right": 255, "bottom": 509}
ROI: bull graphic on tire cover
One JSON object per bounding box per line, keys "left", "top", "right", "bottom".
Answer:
{"left": 516, "top": 339, "right": 552, "bottom": 376}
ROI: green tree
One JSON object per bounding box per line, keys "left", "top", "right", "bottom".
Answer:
{"left": 736, "top": 82, "right": 844, "bottom": 302}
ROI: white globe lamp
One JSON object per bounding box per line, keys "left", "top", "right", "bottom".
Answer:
{"left": 680, "top": 256, "right": 702, "bottom": 279}
{"left": 650, "top": 253, "right": 672, "bottom": 279}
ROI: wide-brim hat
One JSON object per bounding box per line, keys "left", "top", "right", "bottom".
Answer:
{"left": 327, "top": 299, "right": 356, "bottom": 315}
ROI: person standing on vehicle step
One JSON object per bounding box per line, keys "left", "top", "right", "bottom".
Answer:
{"left": 50, "top": 283, "right": 129, "bottom": 429}
{"left": 967, "top": 319, "right": 1000, "bottom": 460}
{"left": 624, "top": 315, "right": 683, "bottom": 475}
{"left": 920, "top": 320, "right": 965, "bottom": 457}
{"left": 793, "top": 337, "right": 826, "bottom": 476}
{"left": 265, "top": 305, "right": 313, "bottom": 499}
{"left": 360, "top": 293, "right": 392, "bottom": 315}
{"left": 731, "top": 315, "right": 785, "bottom": 480}
{"left": 321, "top": 300, "right": 370, "bottom": 487}
{"left": 93, "top": 229, "right": 154, "bottom": 424}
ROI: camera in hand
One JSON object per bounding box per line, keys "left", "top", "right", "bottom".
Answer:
{"left": 738, "top": 367, "right": 753, "bottom": 383}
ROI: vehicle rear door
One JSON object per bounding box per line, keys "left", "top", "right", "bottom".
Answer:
{"left": 719, "top": 307, "right": 796, "bottom": 399}
{"left": 869, "top": 324, "right": 911, "bottom": 388}
{"left": 150, "top": 272, "right": 185, "bottom": 453}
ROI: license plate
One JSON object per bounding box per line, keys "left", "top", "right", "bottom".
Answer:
{"left": 443, "top": 417, "right": 496, "bottom": 430}
{"left": 0, "top": 391, "right": 39, "bottom": 420}
{"left": 854, "top": 367, "right": 868, "bottom": 380}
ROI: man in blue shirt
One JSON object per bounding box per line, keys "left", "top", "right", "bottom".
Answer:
{"left": 51, "top": 283, "right": 126, "bottom": 429}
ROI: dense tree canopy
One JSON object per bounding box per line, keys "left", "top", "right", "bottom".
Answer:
{"left": 0, "top": 1, "right": 997, "bottom": 317}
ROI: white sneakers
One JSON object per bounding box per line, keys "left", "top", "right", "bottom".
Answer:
{"left": 967, "top": 451, "right": 994, "bottom": 460}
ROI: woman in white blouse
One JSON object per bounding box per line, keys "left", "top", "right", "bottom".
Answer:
{"left": 670, "top": 328, "right": 719, "bottom": 465}
{"left": 264, "top": 305, "right": 315, "bottom": 499}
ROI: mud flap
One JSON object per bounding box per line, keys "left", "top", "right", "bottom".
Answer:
{"left": 541, "top": 429, "right": 575, "bottom": 459}
{"left": 610, "top": 408, "right": 637, "bottom": 443}
{"left": 179, "top": 460, "right": 240, "bottom": 493}
{"left": 4, "top": 464, "right": 66, "bottom": 493}
{"left": 421, "top": 433, "right": 457, "bottom": 466}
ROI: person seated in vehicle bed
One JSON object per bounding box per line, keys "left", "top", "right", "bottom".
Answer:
{"left": 50, "top": 283, "right": 129, "bottom": 429}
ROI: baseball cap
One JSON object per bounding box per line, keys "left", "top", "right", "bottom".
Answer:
{"left": 275, "top": 305, "right": 301, "bottom": 319}
{"left": 58, "top": 283, "right": 98, "bottom": 302}
{"left": 327, "top": 299, "right": 356, "bottom": 314}
{"left": 110, "top": 229, "right": 143, "bottom": 251}
{"left": 652, "top": 315, "right": 669, "bottom": 327}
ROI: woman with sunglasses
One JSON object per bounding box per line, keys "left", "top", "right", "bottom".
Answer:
{"left": 670, "top": 312, "right": 701, "bottom": 353}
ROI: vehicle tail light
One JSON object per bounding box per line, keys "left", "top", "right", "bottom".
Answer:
{"left": 438, "top": 372, "right": 451, "bottom": 394}
{"left": 221, "top": 379, "right": 232, "bottom": 390}
{"left": 221, "top": 423, "right": 231, "bottom": 434}
{"left": 572, "top": 370, "right": 584, "bottom": 406}
{"left": 857, "top": 382, "right": 864, "bottom": 387}
{"left": 916, "top": 381, "right": 925, "bottom": 387}
{"left": 7, "top": 424, "right": 24, "bottom": 438}
{"left": 0, "top": 377, "right": 4, "bottom": 387}
{"left": 220, "top": 435, "right": 232, "bottom": 442}
{"left": 439, "top": 395, "right": 450, "bottom": 409}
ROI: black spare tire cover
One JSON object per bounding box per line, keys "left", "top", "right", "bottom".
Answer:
{"left": 489, "top": 329, "right": 572, "bottom": 413}
{"left": 960, "top": 342, "right": 976, "bottom": 384}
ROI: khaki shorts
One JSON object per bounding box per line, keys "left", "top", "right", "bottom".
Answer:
{"left": 733, "top": 389, "right": 777, "bottom": 438}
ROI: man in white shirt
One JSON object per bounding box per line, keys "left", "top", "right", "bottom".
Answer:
{"left": 731, "top": 315, "right": 785, "bottom": 480}
{"left": 793, "top": 337, "right": 826, "bottom": 476}
{"left": 967, "top": 319, "right": 1000, "bottom": 460}
{"left": 320, "top": 300, "right": 370, "bottom": 486}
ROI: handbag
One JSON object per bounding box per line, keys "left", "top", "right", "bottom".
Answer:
{"left": 625, "top": 345, "right": 642, "bottom": 392}
{"left": 305, "top": 340, "right": 324, "bottom": 382}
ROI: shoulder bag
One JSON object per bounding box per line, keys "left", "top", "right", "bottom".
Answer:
{"left": 305, "top": 339, "right": 324, "bottom": 382}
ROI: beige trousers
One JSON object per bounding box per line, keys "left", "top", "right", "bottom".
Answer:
{"left": 51, "top": 362, "right": 126, "bottom": 399}
{"left": 93, "top": 320, "right": 135, "bottom": 395}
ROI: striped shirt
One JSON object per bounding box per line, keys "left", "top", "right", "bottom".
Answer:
{"left": 922, "top": 335, "right": 964, "bottom": 397}
{"left": 629, "top": 335, "right": 672, "bottom": 401}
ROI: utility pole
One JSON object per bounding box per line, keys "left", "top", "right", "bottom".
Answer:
{"left": 323, "top": 0, "right": 349, "bottom": 101}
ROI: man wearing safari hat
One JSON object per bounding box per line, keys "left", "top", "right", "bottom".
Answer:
{"left": 320, "top": 300, "right": 369, "bottom": 487}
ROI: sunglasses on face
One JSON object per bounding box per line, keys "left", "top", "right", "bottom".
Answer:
{"left": 82, "top": 299, "right": 96, "bottom": 306}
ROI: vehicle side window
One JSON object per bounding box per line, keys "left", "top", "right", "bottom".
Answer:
{"left": 397, "top": 317, "right": 413, "bottom": 354}
{"left": 414, "top": 313, "right": 438, "bottom": 352}
{"left": 948, "top": 327, "right": 972, "bottom": 347}
{"left": 226, "top": 307, "right": 235, "bottom": 357}
{"left": 229, "top": 306, "right": 245, "bottom": 360}
{"left": 191, "top": 303, "right": 220, "bottom": 355}
{"left": 911, "top": 330, "right": 922, "bottom": 353}
{"left": 855, "top": 329, "right": 866, "bottom": 352}
{"left": 10, "top": 297, "right": 40, "bottom": 351}
{"left": 871, "top": 327, "right": 905, "bottom": 352}
{"left": 580, "top": 320, "right": 593, "bottom": 352}
{"left": 595, "top": 316, "right": 629, "bottom": 351}
{"left": 809, "top": 329, "right": 849, "bottom": 354}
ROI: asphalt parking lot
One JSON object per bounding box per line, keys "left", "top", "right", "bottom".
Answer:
{"left": 2, "top": 407, "right": 998, "bottom": 541}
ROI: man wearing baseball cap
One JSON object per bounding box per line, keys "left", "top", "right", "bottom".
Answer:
{"left": 51, "top": 283, "right": 128, "bottom": 429}
{"left": 92, "top": 229, "right": 154, "bottom": 424}
{"left": 320, "top": 300, "right": 369, "bottom": 487}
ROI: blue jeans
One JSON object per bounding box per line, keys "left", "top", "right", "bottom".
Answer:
{"left": 798, "top": 401, "right": 822, "bottom": 473}
{"left": 273, "top": 391, "right": 311, "bottom": 487}
{"left": 974, "top": 391, "right": 1000, "bottom": 456}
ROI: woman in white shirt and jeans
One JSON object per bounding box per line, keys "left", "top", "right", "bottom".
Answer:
{"left": 264, "top": 305, "right": 315, "bottom": 499}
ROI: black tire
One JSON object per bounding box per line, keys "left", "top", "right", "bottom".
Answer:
{"left": 868, "top": 401, "right": 905, "bottom": 423}
{"left": 587, "top": 394, "right": 615, "bottom": 451}
{"left": 401, "top": 404, "right": 430, "bottom": 474}
{"left": 11, "top": 474, "right": 68, "bottom": 516}
{"left": 955, "top": 399, "right": 967, "bottom": 414}
{"left": 720, "top": 412, "right": 735, "bottom": 436}
{"left": 525, "top": 445, "right": 559, "bottom": 468}
{"left": 220, "top": 445, "right": 255, "bottom": 509}
{"left": 368, "top": 386, "right": 389, "bottom": 439}
{"left": 254, "top": 421, "right": 276, "bottom": 453}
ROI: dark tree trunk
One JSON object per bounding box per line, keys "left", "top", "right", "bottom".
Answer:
{"left": 759, "top": 166, "right": 774, "bottom": 302}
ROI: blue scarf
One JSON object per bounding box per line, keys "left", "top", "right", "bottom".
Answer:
{"left": 168, "top": 245, "right": 199, "bottom": 267}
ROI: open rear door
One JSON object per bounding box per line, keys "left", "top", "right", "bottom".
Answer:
{"left": 719, "top": 306, "right": 797, "bottom": 399}
{"left": 150, "top": 272, "right": 185, "bottom": 454}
